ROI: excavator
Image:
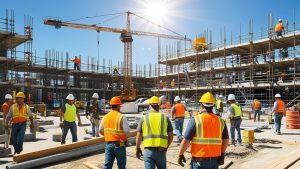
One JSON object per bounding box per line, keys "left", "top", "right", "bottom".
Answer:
{"left": 44, "top": 11, "right": 191, "bottom": 103}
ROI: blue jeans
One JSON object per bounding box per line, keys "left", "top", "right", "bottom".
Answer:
{"left": 61, "top": 121, "right": 78, "bottom": 144}
{"left": 190, "top": 159, "right": 218, "bottom": 169}
{"left": 230, "top": 118, "right": 242, "bottom": 144}
{"left": 104, "top": 143, "right": 126, "bottom": 169}
{"left": 274, "top": 113, "right": 283, "bottom": 132}
{"left": 144, "top": 149, "right": 166, "bottom": 169}
{"left": 253, "top": 109, "right": 261, "bottom": 121}
{"left": 174, "top": 118, "right": 184, "bottom": 139}
{"left": 11, "top": 122, "right": 27, "bottom": 153}
{"left": 91, "top": 118, "right": 100, "bottom": 137}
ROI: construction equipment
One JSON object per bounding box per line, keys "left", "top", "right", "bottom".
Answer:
{"left": 44, "top": 11, "right": 191, "bottom": 102}
{"left": 192, "top": 37, "right": 208, "bottom": 52}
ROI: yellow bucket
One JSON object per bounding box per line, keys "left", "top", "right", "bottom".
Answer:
{"left": 243, "top": 130, "right": 254, "bottom": 143}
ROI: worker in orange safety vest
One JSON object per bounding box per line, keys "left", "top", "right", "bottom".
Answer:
{"left": 275, "top": 19, "right": 285, "bottom": 38}
{"left": 272, "top": 93, "right": 285, "bottom": 135}
{"left": 252, "top": 99, "right": 262, "bottom": 122}
{"left": 72, "top": 56, "right": 81, "bottom": 71}
{"left": 171, "top": 96, "right": 186, "bottom": 142}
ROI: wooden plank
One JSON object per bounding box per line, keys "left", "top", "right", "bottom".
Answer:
{"left": 83, "top": 161, "right": 101, "bottom": 169}
{"left": 289, "top": 159, "right": 300, "bottom": 169}
{"left": 13, "top": 131, "right": 137, "bottom": 163}
{"left": 263, "top": 148, "right": 300, "bottom": 169}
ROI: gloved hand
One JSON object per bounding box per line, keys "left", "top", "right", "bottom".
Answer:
{"left": 218, "top": 153, "right": 225, "bottom": 165}
{"left": 178, "top": 155, "right": 186, "bottom": 167}
{"left": 136, "top": 148, "right": 143, "bottom": 159}
{"left": 59, "top": 122, "right": 63, "bottom": 128}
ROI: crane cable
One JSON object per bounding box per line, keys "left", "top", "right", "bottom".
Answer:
{"left": 64, "top": 12, "right": 127, "bottom": 23}
{"left": 97, "top": 30, "right": 100, "bottom": 72}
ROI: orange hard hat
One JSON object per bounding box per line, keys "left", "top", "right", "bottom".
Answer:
{"left": 110, "top": 96, "right": 122, "bottom": 105}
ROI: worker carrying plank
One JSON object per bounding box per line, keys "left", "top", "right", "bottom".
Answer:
{"left": 5, "top": 92, "right": 34, "bottom": 154}
{"left": 2, "top": 94, "right": 13, "bottom": 148}
{"left": 178, "top": 92, "right": 229, "bottom": 168}
{"left": 227, "top": 94, "right": 242, "bottom": 145}
{"left": 86, "top": 92, "right": 103, "bottom": 137}
{"left": 136, "top": 96, "right": 174, "bottom": 169}
{"left": 60, "top": 94, "right": 82, "bottom": 144}
{"left": 99, "top": 96, "right": 129, "bottom": 169}
{"left": 272, "top": 93, "right": 285, "bottom": 135}
{"left": 171, "top": 96, "right": 186, "bottom": 143}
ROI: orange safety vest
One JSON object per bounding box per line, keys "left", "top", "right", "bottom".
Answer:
{"left": 174, "top": 103, "right": 185, "bottom": 118}
{"left": 73, "top": 58, "right": 80, "bottom": 64}
{"left": 12, "top": 103, "right": 29, "bottom": 124}
{"left": 275, "top": 100, "right": 285, "bottom": 114}
{"left": 253, "top": 100, "right": 261, "bottom": 109}
{"left": 275, "top": 23, "right": 283, "bottom": 32}
{"left": 159, "top": 82, "right": 164, "bottom": 89}
{"left": 103, "top": 110, "right": 127, "bottom": 142}
{"left": 2, "top": 102, "right": 11, "bottom": 119}
{"left": 191, "top": 113, "right": 224, "bottom": 158}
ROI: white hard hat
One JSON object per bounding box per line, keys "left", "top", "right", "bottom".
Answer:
{"left": 228, "top": 94, "right": 236, "bottom": 101}
{"left": 66, "top": 94, "right": 75, "bottom": 100}
{"left": 275, "top": 93, "right": 281, "bottom": 98}
{"left": 5, "top": 94, "right": 13, "bottom": 100}
{"left": 92, "top": 93, "right": 99, "bottom": 99}
{"left": 219, "top": 95, "right": 223, "bottom": 98}
{"left": 278, "top": 18, "right": 282, "bottom": 22}
{"left": 174, "top": 96, "right": 181, "bottom": 102}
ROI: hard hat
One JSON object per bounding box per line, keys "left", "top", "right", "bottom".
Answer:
{"left": 278, "top": 19, "right": 282, "bottom": 22}
{"left": 275, "top": 93, "right": 281, "bottom": 98}
{"left": 5, "top": 94, "right": 13, "bottom": 100}
{"left": 109, "top": 96, "right": 122, "bottom": 105}
{"left": 149, "top": 96, "right": 160, "bottom": 105}
{"left": 228, "top": 94, "right": 236, "bottom": 101}
{"left": 16, "top": 92, "right": 25, "bottom": 98}
{"left": 174, "top": 96, "right": 181, "bottom": 102}
{"left": 199, "top": 92, "right": 215, "bottom": 107}
{"left": 66, "top": 94, "right": 75, "bottom": 100}
{"left": 218, "top": 95, "right": 223, "bottom": 98}
{"left": 172, "top": 79, "right": 175, "bottom": 81}
{"left": 92, "top": 93, "right": 99, "bottom": 99}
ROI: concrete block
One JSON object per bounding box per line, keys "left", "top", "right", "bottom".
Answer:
{"left": 24, "top": 133, "right": 36, "bottom": 142}
{"left": 52, "top": 134, "right": 62, "bottom": 142}
{"left": 0, "top": 147, "right": 12, "bottom": 157}
{"left": 39, "top": 120, "right": 54, "bottom": 126}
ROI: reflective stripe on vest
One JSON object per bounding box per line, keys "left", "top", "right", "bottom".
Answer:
{"left": 103, "top": 110, "right": 127, "bottom": 142}
{"left": 216, "top": 100, "right": 222, "bottom": 109}
{"left": 231, "top": 103, "right": 242, "bottom": 117}
{"left": 275, "top": 100, "right": 285, "bottom": 113}
{"left": 191, "top": 113, "right": 224, "bottom": 157}
{"left": 275, "top": 23, "right": 283, "bottom": 32}
{"left": 174, "top": 103, "right": 185, "bottom": 118}
{"left": 142, "top": 112, "right": 168, "bottom": 148}
{"left": 64, "top": 103, "right": 77, "bottom": 122}
{"left": 12, "top": 103, "right": 28, "bottom": 124}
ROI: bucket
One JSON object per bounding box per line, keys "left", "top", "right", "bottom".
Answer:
{"left": 286, "top": 111, "right": 300, "bottom": 129}
{"left": 243, "top": 130, "right": 254, "bottom": 143}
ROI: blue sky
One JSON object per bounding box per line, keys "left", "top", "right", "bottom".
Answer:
{"left": 1, "top": 0, "right": 300, "bottom": 67}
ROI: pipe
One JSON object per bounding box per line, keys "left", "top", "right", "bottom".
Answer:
{"left": 6, "top": 137, "right": 136, "bottom": 169}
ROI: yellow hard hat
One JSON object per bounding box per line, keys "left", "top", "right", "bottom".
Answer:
{"left": 199, "top": 92, "right": 215, "bottom": 107}
{"left": 149, "top": 96, "right": 160, "bottom": 105}
{"left": 16, "top": 92, "right": 25, "bottom": 98}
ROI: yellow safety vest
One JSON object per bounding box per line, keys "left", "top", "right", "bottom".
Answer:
{"left": 64, "top": 103, "right": 77, "bottom": 122}
{"left": 231, "top": 103, "right": 242, "bottom": 117}
{"left": 216, "top": 100, "right": 222, "bottom": 109}
{"left": 142, "top": 112, "right": 168, "bottom": 148}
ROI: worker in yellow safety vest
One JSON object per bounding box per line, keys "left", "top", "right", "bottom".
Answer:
{"left": 60, "top": 94, "right": 82, "bottom": 144}
{"left": 5, "top": 92, "right": 34, "bottom": 154}
{"left": 171, "top": 96, "right": 186, "bottom": 142}
{"left": 275, "top": 19, "right": 285, "bottom": 38}
{"left": 178, "top": 92, "right": 229, "bottom": 168}
{"left": 136, "top": 96, "right": 174, "bottom": 169}
{"left": 227, "top": 94, "right": 242, "bottom": 145}
{"left": 99, "top": 96, "right": 129, "bottom": 169}
{"left": 272, "top": 93, "right": 285, "bottom": 135}
{"left": 215, "top": 95, "right": 223, "bottom": 116}
{"left": 113, "top": 65, "right": 120, "bottom": 75}
{"left": 171, "top": 79, "right": 175, "bottom": 88}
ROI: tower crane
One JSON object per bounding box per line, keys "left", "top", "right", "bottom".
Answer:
{"left": 44, "top": 11, "right": 191, "bottom": 101}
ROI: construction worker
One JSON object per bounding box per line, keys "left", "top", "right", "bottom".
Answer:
{"left": 227, "top": 94, "right": 242, "bottom": 145}
{"left": 252, "top": 99, "right": 262, "bottom": 122}
{"left": 60, "top": 94, "right": 82, "bottom": 144}
{"left": 171, "top": 96, "right": 186, "bottom": 142}
{"left": 136, "top": 96, "right": 173, "bottom": 169}
{"left": 171, "top": 79, "right": 175, "bottom": 88}
{"left": 159, "top": 80, "right": 164, "bottom": 89}
{"left": 113, "top": 65, "right": 120, "bottom": 75}
{"left": 2, "top": 94, "right": 13, "bottom": 148}
{"left": 99, "top": 96, "right": 129, "bottom": 169}
{"left": 215, "top": 95, "right": 223, "bottom": 116}
{"left": 72, "top": 56, "right": 80, "bottom": 71}
{"left": 275, "top": 19, "right": 285, "bottom": 38}
{"left": 178, "top": 92, "right": 229, "bottom": 168}
{"left": 86, "top": 92, "right": 102, "bottom": 137}
{"left": 272, "top": 93, "right": 285, "bottom": 135}
{"left": 5, "top": 92, "right": 34, "bottom": 154}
